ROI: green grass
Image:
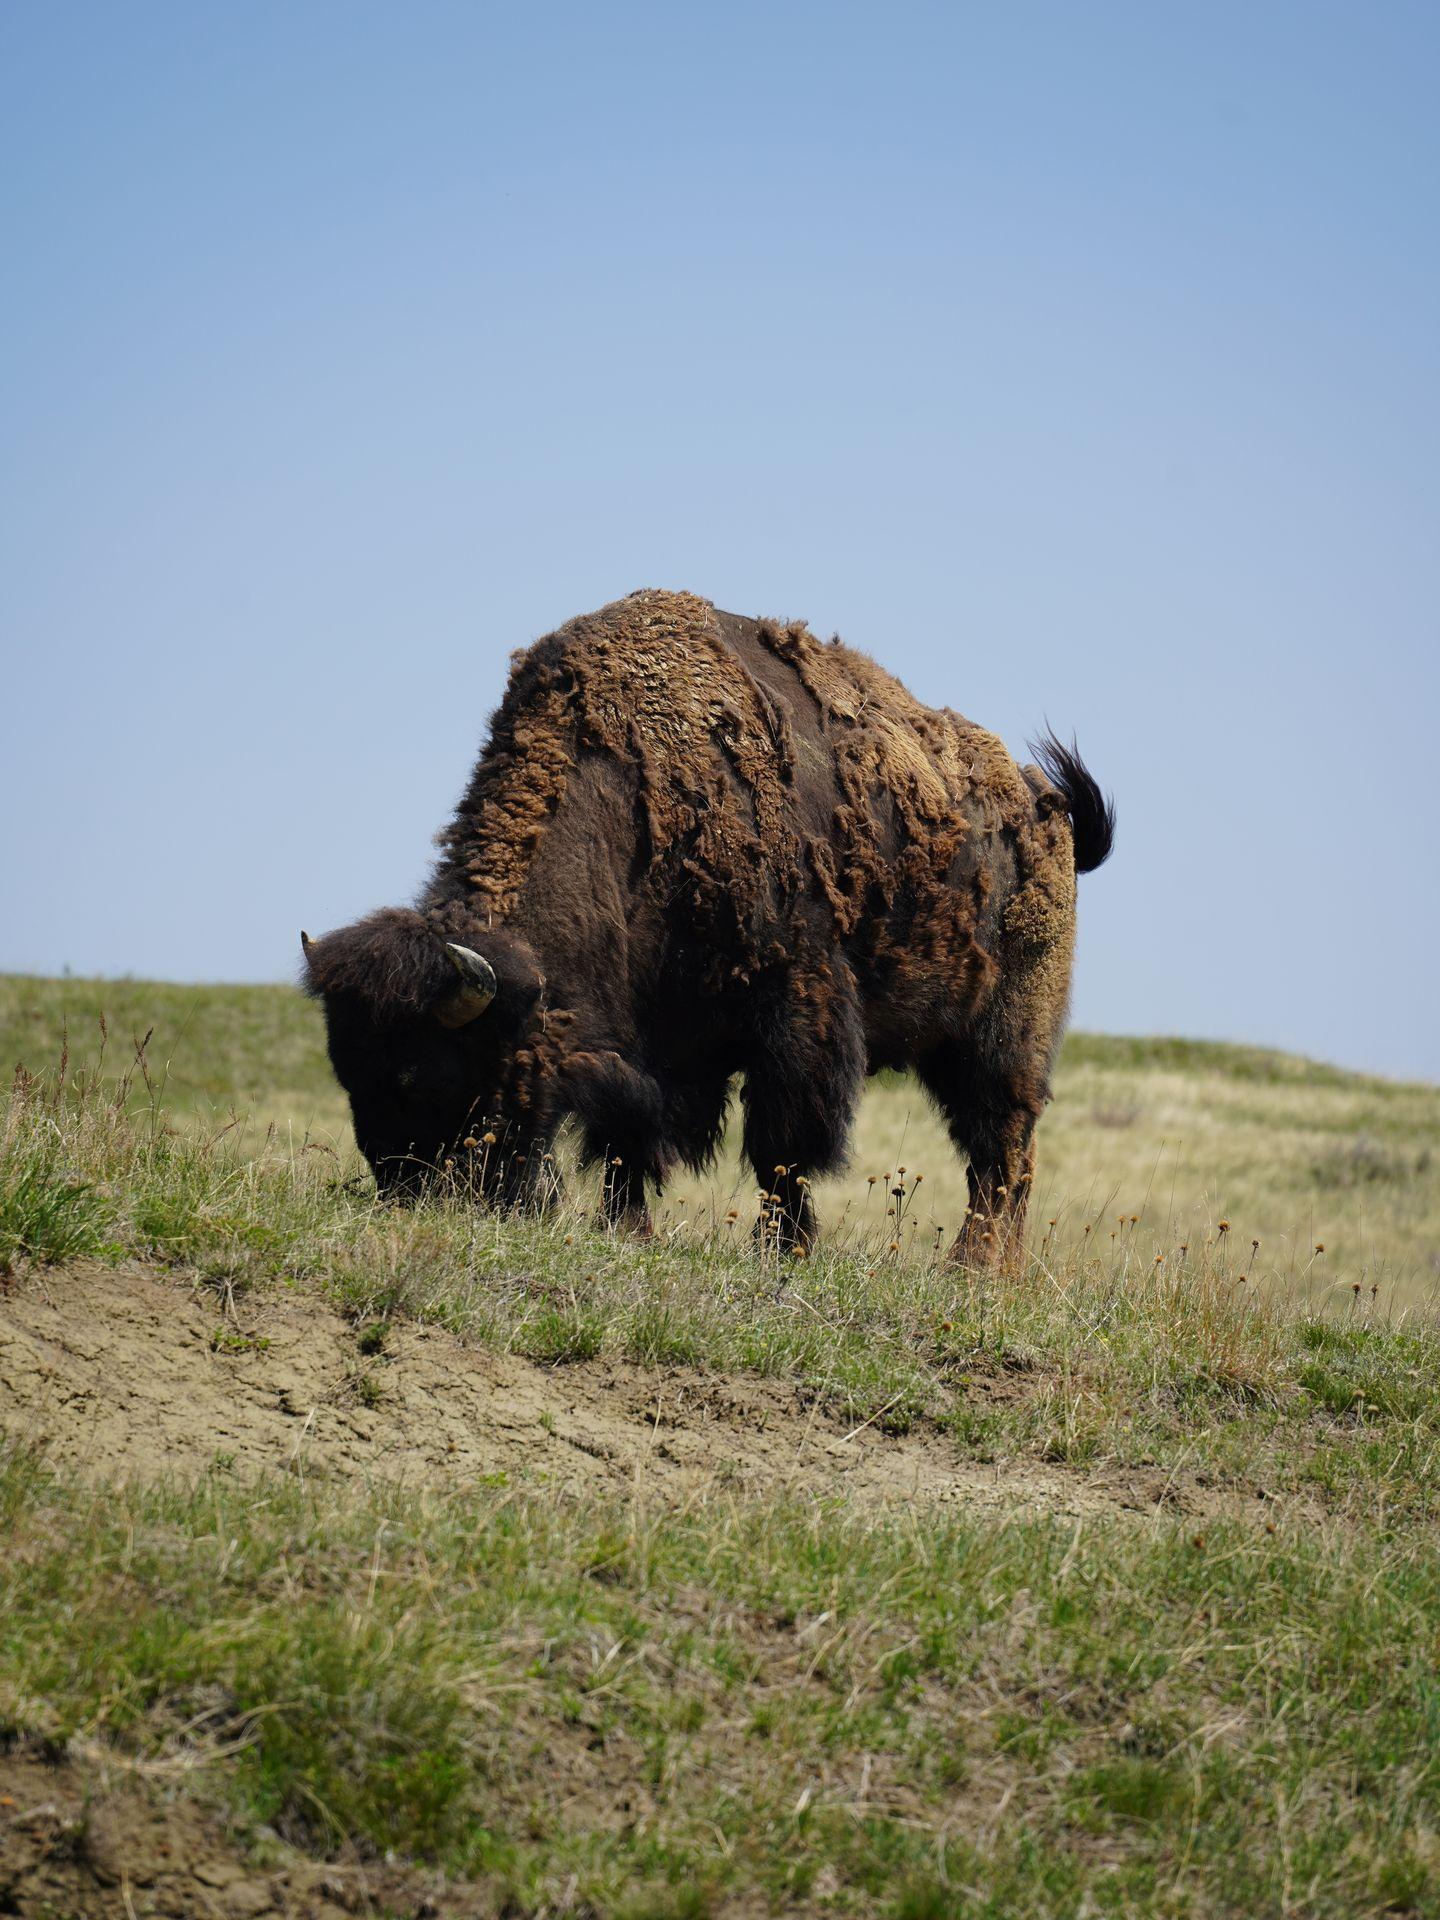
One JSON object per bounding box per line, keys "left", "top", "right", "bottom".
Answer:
{"left": 0, "top": 1133, "right": 113, "bottom": 1274}
{"left": 4, "top": 975, "right": 1440, "bottom": 1914}
{"left": 6, "top": 1445, "right": 1440, "bottom": 1917}
{"left": 0, "top": 972, "right": 334, "bottom": 1133}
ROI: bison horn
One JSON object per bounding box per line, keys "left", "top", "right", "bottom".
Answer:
{"left": 437, "top": 942, "right": 497, "bottom": 1029}
{"left": 300, "top": 930, "right": 313, "bottom": 956}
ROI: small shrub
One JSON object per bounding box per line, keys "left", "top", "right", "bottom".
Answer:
{"left": 229, "top": 1609, "right": 472, "bottom": 1859}
{"left": 352, "top": 1368, "right": 385, "bottom": 1408}
{"left": 0, "top": 1131, "right": 112, "bottom": 1273}
{"left": 1070, "top": 1758, "right": 1187, "bottom": 1827}
{"left": 210, "top": 1327, "right": 270, "bottom": 1355}
{"left": 617, "top": 1885, "right": 716, "bottom": 1920}
{"left": 624, "top": 1297, "right": 708, "bottom": 1368}
{"left": 525, "top": 1305, "right": 605, "bottom": 1365}
{"left": 1311, "top": 1135, "right": 1427, "bottom": 1189}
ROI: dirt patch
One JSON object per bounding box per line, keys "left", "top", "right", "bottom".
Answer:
{"left": 1, "top": 1262, "right": 1202, "bottom": 1520}
{"left": 0, "top": 1748, "right": 493, "bottom": 1918}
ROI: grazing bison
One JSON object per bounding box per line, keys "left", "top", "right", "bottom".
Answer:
{"left": 302, "top": 589, "right": 1113, "bottom": 1266}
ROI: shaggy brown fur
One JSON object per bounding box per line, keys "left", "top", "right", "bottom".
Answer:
{"left": 303, "top": 589, "right": 1114, "bottom": 1265}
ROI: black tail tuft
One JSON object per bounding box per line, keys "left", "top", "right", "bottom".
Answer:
{"left": 1029, "top": 728, "right": 1116, "bottom": 875}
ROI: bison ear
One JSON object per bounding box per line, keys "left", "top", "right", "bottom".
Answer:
{"left": 436, "top": 942, "right": 497, "bottom": 1029}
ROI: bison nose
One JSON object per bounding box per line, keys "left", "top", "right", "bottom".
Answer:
{"left": 371, "top": 1154, "right": 424, "bottom": 1202}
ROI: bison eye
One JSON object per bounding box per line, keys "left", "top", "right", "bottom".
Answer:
{"left": 396, "top": 1066, "right": 418, "bottom": 1090}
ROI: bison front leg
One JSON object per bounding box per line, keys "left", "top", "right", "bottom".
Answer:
{"left": 741, "top": 971, "right": 864, "bottom": 1258}
{"left": 600, "top": 1154, "right": 655, "bottom": 1238}
{"left": 559, "top": 1049, "right": 670, "bottom": 1239}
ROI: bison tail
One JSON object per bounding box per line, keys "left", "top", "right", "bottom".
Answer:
{"left": 1028, "top": 728, "right": 1116, "bottom": 875}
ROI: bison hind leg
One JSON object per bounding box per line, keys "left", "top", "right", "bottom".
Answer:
{"left": 917, "top": 1037, "right": 1048, "bottom": 1273}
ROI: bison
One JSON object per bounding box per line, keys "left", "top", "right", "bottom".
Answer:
{"left": 302, "top": 589, "right": 1113, "bottom": 1266}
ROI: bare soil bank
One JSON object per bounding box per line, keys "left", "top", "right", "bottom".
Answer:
{"left": 1, "top": 1262, "right": 1207, "bottom": 1521}
{"left": 0, "top": 1747, "right": 503, "bottom": 1920}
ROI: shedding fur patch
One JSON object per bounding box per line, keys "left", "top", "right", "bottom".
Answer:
{"left": 439, "top": 591, "right": 802, "bottom": 942}
{"left": 753, "top": 616, "right": 1074, "bottom": 1006}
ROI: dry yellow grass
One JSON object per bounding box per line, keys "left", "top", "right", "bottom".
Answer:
{"left": 662, "top": 1049, "right": 1438, "bottom": 1301}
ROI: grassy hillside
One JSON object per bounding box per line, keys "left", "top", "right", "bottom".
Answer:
{"left": 4, "top": 974, "right": 1440, "bottom": 1916}
{"left": 3, "top": 972, "right": 1437, "bottom": 1293}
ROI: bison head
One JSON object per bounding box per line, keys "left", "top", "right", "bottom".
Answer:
{"left": 300, "top": 908, "right": 545, "bottom": 1198}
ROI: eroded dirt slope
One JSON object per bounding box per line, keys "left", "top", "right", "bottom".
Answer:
{"left": 2, "top": 1261, "right": 1192, "bottom": 1520}
{"left": 0, "top": 1749, "right": 501, "bottom": 1920}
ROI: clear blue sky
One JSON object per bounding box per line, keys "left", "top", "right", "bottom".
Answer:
{"left": 2, "top": 2, "right": 1436, "bottom": 1079}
